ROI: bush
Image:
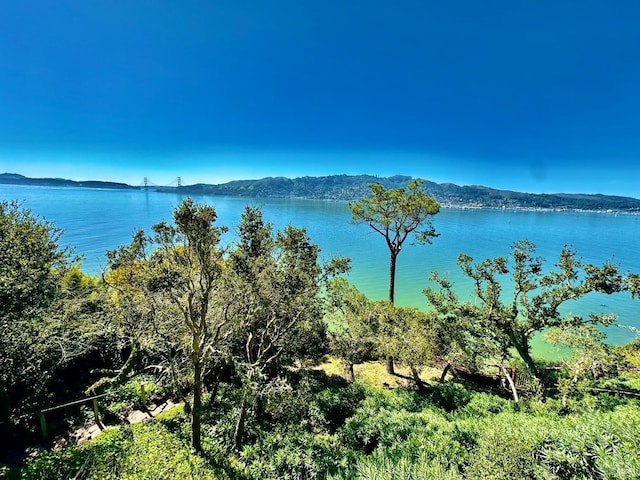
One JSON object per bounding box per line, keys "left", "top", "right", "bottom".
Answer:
{"left": 464, "top": 413, "right": 552, "bottom": 480}
{"left": 428, "top": 382, "right": 472, "bottom": 412}
{"left": 18, "top": 426, "right": 130, "bottom": 479}
{"left": 102, "top": 377, "right": 161, "bottom": 418}
{"left": 339, "top": 406, "right": 468, "bottom": 468}
{"left": 237, "top": 427, "right": 344, "bottom": 480}
{"left": 18, "top": 422, "right": 221, "bottom": 480}
{"left": 357, "top": 386, "right": 432, "bottom": 413}
{"left": 457, "top": 392, "right": 514, "bottom": 418}
{"left": 308, "top": 381, "right": 366, "bottom": 432}
{"left": 329, "top": 453, "right": 462, "bottom": 479}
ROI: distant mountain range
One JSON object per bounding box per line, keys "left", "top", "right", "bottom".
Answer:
{"left": 3, "top": 172, "right": 640, "bottom": 212}
{"left": 0, "top": 173, "right": 137, "bottom": 190}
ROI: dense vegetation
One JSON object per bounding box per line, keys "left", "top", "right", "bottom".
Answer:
{"left": 2, "top": 181, "right": 640, "bottom": 479}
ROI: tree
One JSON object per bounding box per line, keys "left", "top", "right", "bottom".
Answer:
{"left": 376, "top": 304, "right": 436, "bottom": 391}
{"left": 0, "top": 200, "right": 71, "bottom": 431}
{"left": 151, "top": 199, "right": 233, "bottom": 452}
{"left": 349, "top": 180, "right": 439, "bottom": 373}
{"left": 106, "top": 199, "right": 231, "bottom": 452}
{"left": 349, "top": 179, "right": 440, "bottom": 304}
{"left": 226, "top": 207, "right": 348, "bottom": 448}
{"left": 95, "top": 230, "right": 182, "bottom": 397}
{"left": 326, "top": 278, "right": 379, "bottom": 381}
{"left": 546, "top": 324, "right": 622, "bottom": 408}
{"left": 327, "top": 278, "right": 438, "bottom": 390}
{"left": 425, "top": 240, "right": 626, "bottom": 382}
{"left": 0, "top": 201, "right": 70, "bottom": 320}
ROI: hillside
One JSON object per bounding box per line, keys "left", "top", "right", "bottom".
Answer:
{"left": 4, "top": 172, "right": 640, "bottom": 211}
{"left": 176, "top": 174, "right": 640, "bottom": 211}
{"left": 0, "top": 173, "right": 137, "bottom": 190}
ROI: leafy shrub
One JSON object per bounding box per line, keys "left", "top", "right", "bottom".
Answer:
{"left": 339, "top": 406, "right": 468, "bottom": 468}
{"left": 329, "top": 452, "right": 462, "bottom": 479}
{"left": 18, "top": 421, "right": 221, "bottom": 480}
{"left": 538, "top": 405, "right": 640, "bottom": 479}
{"left": 19, "top": 426, "right": 130, "bottom": 479}
{"left": 102, "top": 377, "right": 161, "bottom": 417}
{"left": 237, "top": 427, "right": 344, "bottom": 480}
{"left": 428, "top": 382, "right": 472, "bottom": 412}
{"left": 357, "top": 386, "right": 432, "bottom": 413}
{"left": 464, "top": 413, "right": 552, "bottom": 480}
{"left": 308, "top": 381, "right": 366, "bottom": 432}
{"left": 457, "top": 392, "right": 513, "bottom": 418}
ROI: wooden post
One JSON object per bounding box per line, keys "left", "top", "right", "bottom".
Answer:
{"left": 140, "top": 383, "right": 146, "bottom": 406}
{"left": 93, "top": 398, "right": 100, "bottom": 426}
{"left": 39, "top": 413, "right": 48, "bottom": 439}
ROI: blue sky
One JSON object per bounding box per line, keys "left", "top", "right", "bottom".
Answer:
{"left": 1, "top": 1, "right": 639, "bottom": 196}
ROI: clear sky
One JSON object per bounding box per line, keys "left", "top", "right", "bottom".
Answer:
{"left": 1, "top": 1, "right": 639, "bottom": 197}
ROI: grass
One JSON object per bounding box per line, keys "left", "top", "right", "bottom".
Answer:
{"left": 317, "top": 357, "right": 445, "bottom": 388}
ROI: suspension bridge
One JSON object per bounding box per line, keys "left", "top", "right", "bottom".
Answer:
{"left": 138, "top": 177, "right": 183, "bottom": 191}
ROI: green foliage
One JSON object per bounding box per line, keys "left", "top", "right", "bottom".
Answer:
{"left": 329, "top": 453, "right": 462, "bottom": 480}
{"left": 426, "top": 240, "right": 628, "bottom": 381}
{"left": 18, "top": 422, "right": 220, "bottom": 480}
{"left": 457, "top": 392, "right": 515, "bottom": 418}
{"left": 546, "top": 324, "right": 623, "bottom": 407}
{"left": 0, "top": 200, "right": 70, "bottom": 320}
{"left": 350, "top": 179, "right": 439, "bottom": 303}
{"left": 18, "top": 426, "right": 129, "bottom": 479}
{"left": 106, "top": 198, "right": 231, "bottom": 451}
{"left": 618, "top": 336, "right": 640, "bottom": 367}
{"left": 339, "top": 406, "right": 469, "bottom": 472}
{"left": 102, "top": 378, "right": 161, "bottom": 417}
{"left": 428, "top": 382, "right": 473, "bottom": 412}
{"left": 464, "top": 412, "right": 552, "bottom": 480}
{"left": 237, "top": 427, "right": 344, "bottom": 480}
{"left": 0, "top": 201, "right": 115, "bottom": 436}
{"left": 307, "top": 380, "right": 367, "bottom": 433}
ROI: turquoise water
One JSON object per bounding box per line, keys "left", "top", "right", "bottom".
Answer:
{"left": 3, "top": 184, "right": 640, "bottom": 350}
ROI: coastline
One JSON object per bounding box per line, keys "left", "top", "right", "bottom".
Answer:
{"left": 3, "top": 174, "right": 640, "bottom": 215}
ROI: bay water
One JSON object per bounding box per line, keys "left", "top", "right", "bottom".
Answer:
{"left": 3, "top": 184, "right": 639, "bottom": 355}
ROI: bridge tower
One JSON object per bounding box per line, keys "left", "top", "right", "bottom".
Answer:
{"left": 177, "top": 176, "right": 182, "bottom": 187}
{"left": 143, "top": 177, "right": 149, "bottom": 189}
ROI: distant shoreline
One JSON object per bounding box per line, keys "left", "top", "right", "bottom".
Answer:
{"left": 3, "top": 172, "right": 640, "bottom": 214}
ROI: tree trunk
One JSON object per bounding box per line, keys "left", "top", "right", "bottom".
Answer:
{"left": 439, "top": 362, "right": 452, "bottom": 383}
{"left": 191, "top": 360, "right": 203, "bottom": 453}
{"left": 233, "top": 396, "right": 248, "bottom": 450}
{"left": 385, "top": 356, "right": 395, "bottom": 375}
{"left": 500, "top": 365, "right": 519, "bottom": 403}
{"left": 513, "top": 339, "right": 539, "bottom": 380}
{"left": 410, "top": 365, "right": 424, "bottom": 392}
{"left": 389, "top": 252, "right": 397, "bottom": 304}
{"left": 386, "top": 252, "right": 397, "bottom": 374}
{"left": 348, "top": 362, "right": 355, "bottom": 382}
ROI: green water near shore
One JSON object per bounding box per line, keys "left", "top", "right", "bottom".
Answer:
{"left": 3, "top": 184, "right": 639, "bottom": 359}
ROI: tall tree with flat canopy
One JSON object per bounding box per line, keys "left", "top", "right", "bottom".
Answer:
{"left": 349, "top": 179, "right": 440, "bottom": 304}
{"left": 350, "top": 180, "right": 439, "bottom": 373}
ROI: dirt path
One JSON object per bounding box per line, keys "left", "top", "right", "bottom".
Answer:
{"left": 68, "top": 400, "right": 180, "bottom": 446}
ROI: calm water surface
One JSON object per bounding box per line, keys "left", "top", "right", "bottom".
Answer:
{"left": 3, "top": 185, "right": 639, "bottom": 353}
